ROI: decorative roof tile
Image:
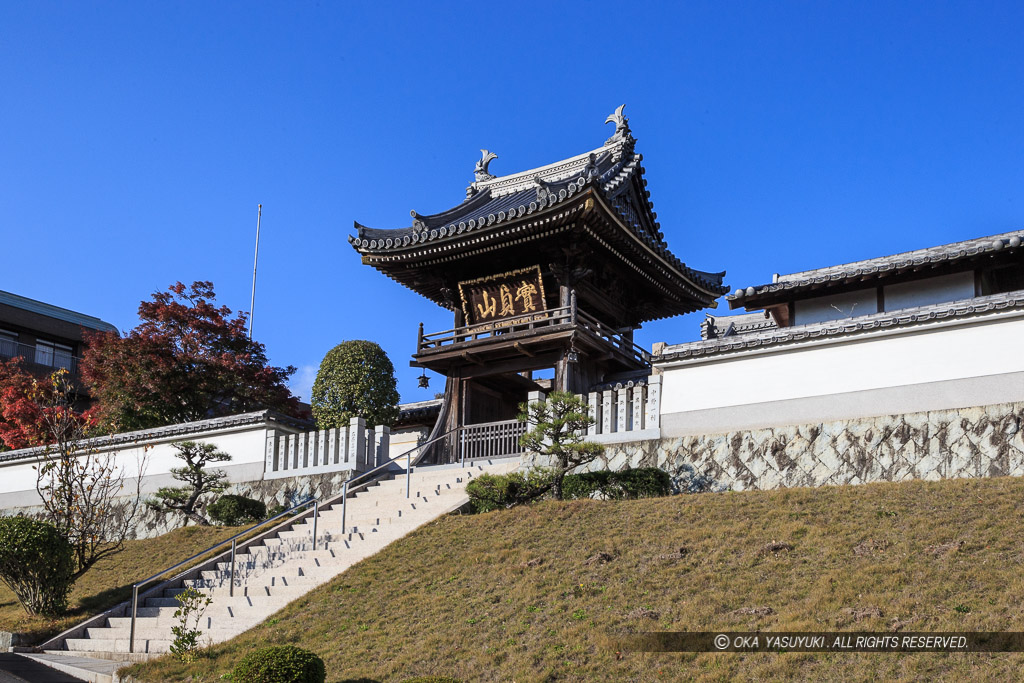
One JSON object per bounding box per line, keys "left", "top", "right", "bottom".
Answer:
{"left": 728, "top": 230, "right": 1024, "bottom": 304}
{"left": 700, "top": 311, "right": 777, "bottom": 340}
{"left": 659, "top": 290, "right": 1024, "bottom": 363}
{"left": 349, "top": 107, "right": 727, "bottom": 299}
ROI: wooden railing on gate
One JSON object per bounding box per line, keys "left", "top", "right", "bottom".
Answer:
{"left": 458, "top": 419, "right": 528, "bottom": 461}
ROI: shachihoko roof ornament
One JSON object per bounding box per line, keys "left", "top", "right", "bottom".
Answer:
{"left": 349, "top": 106, "right": 728, "bottom": 321}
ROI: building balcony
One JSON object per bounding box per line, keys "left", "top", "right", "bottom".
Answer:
{"left": 414, "top": 304, "right": 650, "bottom": 378}
{"left": 0, "top": 338, "right": 81, "bottom": 380}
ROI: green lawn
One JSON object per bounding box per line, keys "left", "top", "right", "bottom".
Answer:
{"left": 0, "top": 525, "right": 244, "bottom": 644}
{"left": 114, "top": 476, "right": 1024, "bottom": 681}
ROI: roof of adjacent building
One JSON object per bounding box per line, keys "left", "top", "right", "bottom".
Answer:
{"left": 659, "top": 289, "right": 1024, "bottom": 364}
{"left": 728, "top": 229, "right": 1024, "bottom": 309}
{"left": 348, "top": 106, "right": 727, "bottom": 319}
{"left": 393, "top": 398, "right": 442, "bottom": 429}
{"left": 0, "top": 289, "right": 119, "bottom": 333}
{"left": 700, "top": 311, "right": 777, "bottom": 340}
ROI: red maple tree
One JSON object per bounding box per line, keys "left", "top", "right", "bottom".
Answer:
{"left": 81, "top": 281, "right": 301, "bottom": 431}
{"left": 0, "top": 359, "right": 96, "bottom": 450}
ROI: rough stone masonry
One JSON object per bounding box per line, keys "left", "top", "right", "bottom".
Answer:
{"left": 531, "top": 401, "right": 1024, "bottom": 493}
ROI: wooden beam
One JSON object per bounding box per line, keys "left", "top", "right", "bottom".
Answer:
{"left": 514, "top": 342, "right": 535, "bottom": 357}
{"left": 460, "top": 351, "right": 483, "bottom": 365}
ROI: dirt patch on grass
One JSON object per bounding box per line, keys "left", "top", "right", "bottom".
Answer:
{"left": 926, "top": 540, "right": 965, "bottom": 556}
{"left": 584, "top": 552, "right": 616, "bottom": 566}
{"left": 762, "top": 541, "right": 795, "bottom": 555}
{"left": 853, "top": 538, "right": 889, "bottom": 556}
{"left": 841, "top": 606, "right": 884, "bottom": 621}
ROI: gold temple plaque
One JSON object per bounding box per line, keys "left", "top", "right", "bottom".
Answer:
{"left": 459, "top": 266, "right": 548, "bottom": 327}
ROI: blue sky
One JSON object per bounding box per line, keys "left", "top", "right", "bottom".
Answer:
{"left": 2, "top": 2, "right": 1022, "bottom": 403}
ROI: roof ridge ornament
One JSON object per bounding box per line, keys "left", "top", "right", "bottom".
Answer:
{"left": 604, "top": 104, "right": 632, "bottom": 145}
{"left": 467, "top": 149, "right": 498, "bottom": 198}
{"left": 474, "top": 149, "right": 498, "bottom": 181}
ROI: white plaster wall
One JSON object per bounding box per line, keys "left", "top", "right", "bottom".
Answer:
{"left": 793, "top": 289, "right": 878, "bottom": 325}
{"left": 884, "top": 271, "right": 974, "bottom": 311}
{"left": 660, "top": 315, "right": 1024, "bottom": 418}
{"left": 0, "top": 427, "right": 269, "bottom": 499}
{"left": 388, "top": 426, "right": 429, "bottom": 461}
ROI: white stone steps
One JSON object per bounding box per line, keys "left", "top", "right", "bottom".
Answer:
{"left": 48, "top": 458, "right": 521, "bottom": 664}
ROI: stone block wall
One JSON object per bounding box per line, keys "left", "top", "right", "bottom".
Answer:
{"left": 530, "top": 401, "right": 1024, "bottom": 492}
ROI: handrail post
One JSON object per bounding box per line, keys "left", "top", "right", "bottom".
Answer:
{"left": 341, "top": 480, "right": 348, "bottom": 536}
{"left": 312, "top": 501, "right": 319, "bottom": 551}
{"left": 229, "top": 539, "right": 236, "bottom": 598}
{"left": 406, "top": 451, "right": 412, "bottom": 499}
{"left": 129, "top": 583, "right": 138, "bottom": 653}
{"left": 460, "top": 427, "right": 465, "bottom": 467}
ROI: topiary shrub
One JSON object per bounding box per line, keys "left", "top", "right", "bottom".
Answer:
{"left": 466, "top": 469, "right": 554, "bottom": 513}
{"left": 562, "top": 468, "right": 672, "bottom": 500}
{"left": 208, "top": 494, "right": 267, "bottom": 526}
{"left": 233, "top": 644, "right": 326, "bottom": 683}
{"left": 0, "top": 516, "right": 75, "bottom": 616}
{"left": 312, "top": 340, "right": 399, "bottom": 430}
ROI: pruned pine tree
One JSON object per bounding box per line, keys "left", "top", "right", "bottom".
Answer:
{"left": 148, "top": 441, "right": 230, "bottom": 526}
{"left": 518, "top": 391, "right": 604, "bottom": 500}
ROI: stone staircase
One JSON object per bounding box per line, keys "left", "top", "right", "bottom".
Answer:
{"left": 28, "top": 458, "right": 519, "bottom": 681}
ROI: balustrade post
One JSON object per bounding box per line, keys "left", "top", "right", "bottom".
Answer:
{"left": 374, "top": 425, "right": 391, "bottom": 468}
{"left": 265, "top": 431, "right": 279, "bottom": 474}
{"left": 587, "top": 392, "right": 599, "bottom": 436}
{"left": 277, "top": 436, "right": 287, "bottom": 472}
{"left": 616, "top": 386, "right": 628, "bottom": 433}
{"left": 602, "top": 390, "right": 613, "bottom": 434}
{"left": 349, "top": 417, "right": 366, "bottom": 470}
{"left": 632, "top": 383, "right": 645, "bottom": 430}
{"left": 646, "top": 374, "right": 662, "bottom": 429}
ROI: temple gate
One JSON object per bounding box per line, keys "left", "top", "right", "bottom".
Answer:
{"left": 350, "top": 106, "right": 727, "bottom": 462}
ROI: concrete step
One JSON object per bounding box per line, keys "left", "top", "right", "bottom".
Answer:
{"left": 48, "top": 457, "right": 521, "bottom": 659}
{"left": 66, "top": 637, "right": 172, "bottom": 654}
{"left": 19, "top": 652, "right": 132, "bottom": 683}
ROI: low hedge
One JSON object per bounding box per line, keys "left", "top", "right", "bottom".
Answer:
{"left": 466, "top": 469, "right": 553, "bottom": 513}
{"left": 562, "top": 468, "right": 672, "bottom": 500}
{"left": 232, "top": 644, "right": 326, "bottom": 683}
{"left": 209, "top": 494, "right": 267, "bottom": 526}
{"left": 466, "top": 467, "right": 671, "bottom": 512}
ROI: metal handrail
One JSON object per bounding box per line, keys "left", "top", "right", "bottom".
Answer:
{"left": 126, "top": 425, "right": 472, "bottom": 653}
{"left": 128, "top": 496, "right": 318, "bottom": 653}
{"left": 123, "top": 428, "right": 464, "bottom": 651}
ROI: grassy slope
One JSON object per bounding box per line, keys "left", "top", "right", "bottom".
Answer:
{"left": 128, "top": 476, "right": 1024, "bottom": 682}
{"left": 0, "top": 525, "right": 243, "bottom": 643}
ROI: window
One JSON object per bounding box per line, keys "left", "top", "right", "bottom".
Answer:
{"left": 0, "top": 329, "right": 16, "bottom": 359}
{"left": 35, "top": 340, "right": 74, "bottom": 370}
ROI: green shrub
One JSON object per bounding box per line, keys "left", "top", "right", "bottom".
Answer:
{"left": 233, "top": 645, "right": 326, "bottom": 683}
{"left": 466, "top": 469, "right": 554, "bottom": 513}
{"left": 562, "top": 468, "right": 672, "bottom": 500}
{"left": 208, "top": 494, "right": 267, "bottom": 526}
{"left": 0, "top": 516, "right": 75, "bottom": 616}
{"left": 466, "top": 467, "right": 671, "bottom": 512}
{"left": 312, "top": 340, "right": 399, "bottom": 429}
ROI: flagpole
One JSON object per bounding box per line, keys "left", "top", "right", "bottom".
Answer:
{"left": 249, "top": 204, "right": 262, "bottom": 338}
